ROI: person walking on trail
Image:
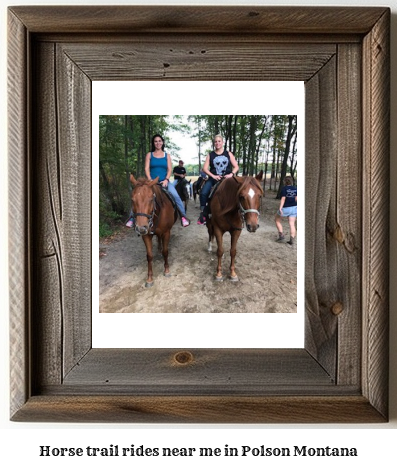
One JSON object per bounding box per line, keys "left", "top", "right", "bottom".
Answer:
{"left": 275, "top": 175, "right": 297, "bottom": 245}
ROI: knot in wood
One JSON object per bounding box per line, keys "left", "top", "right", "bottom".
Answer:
{"left": 333, "top": 225, "right": 344, "bottom": 244}
{"left": 174, "top": 351, "right": 194, "bottom": 365}
{"left": 331, "top": 302, "right": 344, "bottom": 316}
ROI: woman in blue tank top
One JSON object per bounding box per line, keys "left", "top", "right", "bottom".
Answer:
{"left": 144, "top": 134, "right": 190, "bottom": 227}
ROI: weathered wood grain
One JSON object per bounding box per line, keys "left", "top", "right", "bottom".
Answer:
{"left": 32, "top": 42, "right": 63, "bottom": 388}
{"left": 59, "top": 43, "right": 336, "bottom": 81}
{"left": 8, "top": 9, "right": 29, "bottom": 419}
{"left": 8, "top": 6, "right": 387, "bottom": 34}
{"left": 335, "top": 44, "right": 363, "bottom": 386}
{"left": 63, "top": 349, "right": 333, "bottom": 390}
{"left": 362, "top": 9, "right": 390, "bottom": 419}
{"left": 55, "top": 44, "right": 92, "bottom": 377}
{"left": 8, "top": 6, "right": 390, "bottom": 423}
{"left": 11, "top": 396, "right": 385, "bottom": 424}
{"left": 305, "top": 57, "right": 338, "bottom": 378}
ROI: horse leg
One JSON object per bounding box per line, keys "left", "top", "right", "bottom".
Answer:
{"left": 207, "top": 220, "right": 214, "bottom": 252}
{"left": 214, "top": 228, "right": 224, "bottom": 281}
{"left": 208, "top": 235, "right": 213, "bottom": 253}
{"left": 162, "top": 230, "right": 171, "bottom": 277}
{"left": 157, "top": 234, "right": 162, "bottom": 254}
{"left": 142, "top": 235, "right": 154, "bottom": 288}
{"left": 229, "top": 230, "right": 241, "bottom": 281}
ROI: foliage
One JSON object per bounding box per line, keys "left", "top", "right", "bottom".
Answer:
{"left": 98, "top": 114, "right": 298, "bottom": 235}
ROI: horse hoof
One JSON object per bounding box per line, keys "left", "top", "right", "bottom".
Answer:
{"left": 215, "top": 276, "right": 223, "bottom": 282}
{"left": 164, "top": 272, "right": 171, "bottom": 277}
{"left": 145, "top": 281, "right": 154, "bottom": 288}
{"left": 229, "top": 275, "right": 239, "bottom": 282}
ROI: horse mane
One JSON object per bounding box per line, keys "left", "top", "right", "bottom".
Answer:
{"left": 238, "top": 176, "right": 264, "bottom": 197}
{"left": 214, "top": 178, "right": 241, "bottom": 215}
{"left": 214, "top": 176, "right": 263, "bottom": 216}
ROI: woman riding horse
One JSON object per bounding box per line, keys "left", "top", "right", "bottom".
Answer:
{"left": 206, "top": 172, "right": 263, "bottom": 281}
{"left": 197, "top": 134, "right": 239, "bottom": 225}
{"left": 145, "top": 134, "right": 190, "bottom": 227}
{"left": 130, "top": 175, "right": 177, "bottom": 287}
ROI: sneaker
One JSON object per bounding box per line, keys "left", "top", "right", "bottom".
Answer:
{"left": 276, "top": 234, "right": 285, "bottom": 242}
{"left": 181, "top": 216, "right": 190, "bottom": 227}
{"left": 126, "top": 218, "right": 134, "bottom": 228}
{"left": 197, "top": 215, "right": 206, "bottom": 225}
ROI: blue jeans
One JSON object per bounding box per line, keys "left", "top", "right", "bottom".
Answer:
{"left": 164, "top": 181, "right": 186, "bottom": 217}
{"left": 199, "top": 178, "right": 216, "bottom": 209}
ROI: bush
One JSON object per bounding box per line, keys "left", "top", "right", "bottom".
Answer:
{"left": 99, "top": 222, "right": 114, "bottom": 239}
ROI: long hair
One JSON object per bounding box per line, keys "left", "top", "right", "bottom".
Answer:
{"left": 151, "top": 134, "right": 165, "bottom": 152}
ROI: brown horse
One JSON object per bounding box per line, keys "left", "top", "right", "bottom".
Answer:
{"left": 130, "top": 175, "right": 177, "bottom": 287}
{"left": 206, "top": 172, "right": 263, "bottom": 282}
{"left": 193, "top": 177, "right": 206, "bottom": 205}
{"left": 175, "top": 177, "right": 191, "bottom": 211}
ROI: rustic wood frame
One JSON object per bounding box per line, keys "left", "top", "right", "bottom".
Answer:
{"left": 8, "top": 6, "right": 390, "bottom": 423}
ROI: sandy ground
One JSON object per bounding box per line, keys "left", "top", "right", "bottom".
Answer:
{"left": 99, "top": 189, "right": 297, "bottom": 313}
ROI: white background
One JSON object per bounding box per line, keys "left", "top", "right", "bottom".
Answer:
{"left": 1, "top": 0, "right": 396, "bottom": 470}
{"left": 92, "top": 81, "right": 305, "bottom": 348}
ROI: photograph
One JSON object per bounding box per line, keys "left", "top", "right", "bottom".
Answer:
{"left": 97, "top": 114, "right": 299, "bottom": 314}
{"left": 5, "top": 3, "right": 393, "bottom": 434}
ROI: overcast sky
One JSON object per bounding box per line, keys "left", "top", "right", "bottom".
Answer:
{"left": 167, "top": 116, "right": 211, "bottom": 165}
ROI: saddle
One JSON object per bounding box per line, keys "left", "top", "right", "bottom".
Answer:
{"left": 158, "top": 184, "right": 178, "bottom": 213}
{"left": 203, "top": 179, "right": 223, "bottom": 219}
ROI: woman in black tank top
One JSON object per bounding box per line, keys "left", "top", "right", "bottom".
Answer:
{"left": 197, "top": 134, "right": 239, "bottom": 225}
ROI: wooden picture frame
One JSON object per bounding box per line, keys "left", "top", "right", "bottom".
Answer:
{"left": 8, "top": 6, "right": 390, "bottom": 423}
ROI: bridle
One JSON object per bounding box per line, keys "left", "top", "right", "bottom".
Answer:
{"left": 238, "top": 186, "right": 261, "bottom": 228}
{"left": 132, "top": 192, "right": 157, "bottom": 234}
{"left": 239, "top": 201, "right": 260, "bottom": 218}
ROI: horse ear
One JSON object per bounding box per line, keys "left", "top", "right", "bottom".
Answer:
{"left": 255, "top": 170, "right": 263, "bottom": 181}
{"left": 148, "top": 177, "right": 159, "bottom": 186}
{"left": 130, "top": 174, "right": 138, "bottom": 186}
{"left": 233, "top": 176, "right": 245, "bottom": 184}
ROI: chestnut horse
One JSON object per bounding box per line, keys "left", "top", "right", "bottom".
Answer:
{"left": 206, "top": 172, "right": 263, "bottom": 281}
{"left": 130, "top": 175, "right": 177, "bottom": 287}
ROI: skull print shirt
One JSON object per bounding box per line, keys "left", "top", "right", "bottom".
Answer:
{"left": 209, "top": 150, "right": 232, "bottom": 177}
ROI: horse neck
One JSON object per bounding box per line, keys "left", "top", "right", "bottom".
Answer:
{"left": 215, "top": 178, "right": 240, "bottom": 214}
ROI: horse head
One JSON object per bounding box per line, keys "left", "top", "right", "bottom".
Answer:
{"left": 130, "top": 174, "right": 159, "bottom": 235}
{"left": 236, "top": 173, "right": 263, "bottom": 233}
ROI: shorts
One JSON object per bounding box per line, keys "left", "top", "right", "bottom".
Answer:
{"left": 278, "top": 206, "right": 297, "bottom": 218}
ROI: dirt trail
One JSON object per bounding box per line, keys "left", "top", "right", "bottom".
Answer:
{"left": 99, "top": 190, "right": 297, "bottom": 313}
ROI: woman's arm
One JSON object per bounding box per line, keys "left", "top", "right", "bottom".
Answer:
{"left": 225, "top": 151, "right": 239, "bottom": 178}
{"left": 144, "top": 152, "right": 152, "bottom": 180}
{"left": 202, "top": 154, "right": 214, "bottom": 178}
{"left": 163, "top": 154, "right": 173, "bottom": 187}
{"left": 279, "top": 196, "right": 286, "bottom": 214}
